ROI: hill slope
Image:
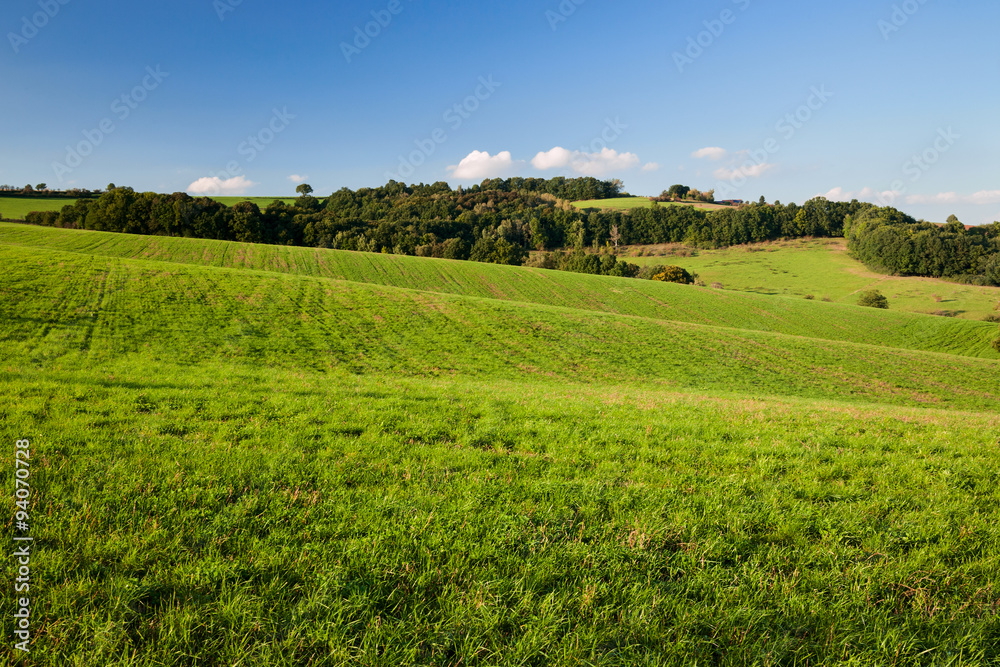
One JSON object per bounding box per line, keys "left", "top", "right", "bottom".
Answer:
{"left": 628, "top": 238, "right": 1000, "bottom": 320}
{"left": 4, "top": 227, "right": 1000, "bottom": 666}
{"left": 2, "top": 223, "right": 997, "bottom": 360}
{"left": 2, "top": 241, "right": 997, "bottom": 411}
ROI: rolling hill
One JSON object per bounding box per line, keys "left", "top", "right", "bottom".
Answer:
{"left": 2, "top": 224, "right": 997, "bottom": 361}
{"left": 3, "top": 223, "right": 1000, "bottom": 666}
{"left": 626, "top": 237, "right": 1000, "bottom": 320}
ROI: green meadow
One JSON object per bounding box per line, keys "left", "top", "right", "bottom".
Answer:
{"left": 2, "top": 223, "right": 1000, "bottom": 665}
{"left": 208, "top": 196, "right": 298, "bottom": 208}
{"left": 627, "top": 238, "right": 1000, "bottom": 321}
{"left": 572, "top": 197, "right": 725, "bottom": 212}
{"left": 0, "top": 197, "right": 82, "bottom": 221}
{"left": 0, "top": 196, "right": 296, "bottom": 221}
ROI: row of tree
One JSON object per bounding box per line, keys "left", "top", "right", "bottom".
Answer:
{"left": 22, "top": 177, "right": 997, "bottom": 285}
{"left": 25, "top": 181, "right": 865, "bottom": 255}
{"left": 846, "top": 209, "right": 1000, "bottom": 286}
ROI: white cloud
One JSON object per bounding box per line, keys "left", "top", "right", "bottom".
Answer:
{"left": 692, "top": 147, "right": 728, "bottom": 160}
{"left": 822, "top": 187, "right": 906, "bottom": 206}
{"left": 641, "top": 162, "right": 661, "bottom": 172}
{"left": 714, "top": 163, "right": 774, "bottom": 181}
{"left": 531, "top": 147, "right": 641, "bottom": 177}
{"left": 447, "top": 150, "right": 520, "bottom": 180}
{"left": 570, "top": 148, "right": 640, "bottom": 176}
{"left": 187, "top": 176, "right": 257, "bottom": 196}
{"left": 905, "top": 190, "right": 1000, "bottom": 205}
{"left": 287, "top": 174, "right": 308, "bottom": 184}
{"left": 531, "top": 147, "right": 574, "bottom": 170}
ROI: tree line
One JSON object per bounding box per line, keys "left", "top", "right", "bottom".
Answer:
{"left": 846, "top": 208, "right": 1000, "bottom": 286}
{"left": 21, "top": 177, "right": 997, "bottom": 286}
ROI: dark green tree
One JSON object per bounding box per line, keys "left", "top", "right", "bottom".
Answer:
{"left": 857, "top": 290, "right": 889, "bottom": 309}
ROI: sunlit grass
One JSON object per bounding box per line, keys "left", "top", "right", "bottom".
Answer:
{"left": 2, "top": 226, "right": 999, "bottom": 665}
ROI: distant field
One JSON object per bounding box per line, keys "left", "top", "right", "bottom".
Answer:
{"left": 4, "top": 226, "right": 1000, "bottom": 664}
{"left": 0, "top": 195, "right": 297, "bottom": 220}
{"left": 209, "top": 196, "right": 298, "bottom": 208}
{"left": 0, "top": 196, "right": 81, "bottom": 220}
{"left": 572, "top": 197, "right": 727, "bottom": 211}
{"left": 626, "top": 238, "right": 1000, "bottom": 320}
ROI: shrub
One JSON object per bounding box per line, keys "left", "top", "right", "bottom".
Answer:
{"left": 857, "top": 290, "right": 889, "bottom": 309}
{"left": 983, "top": 313, "right": 1000, "bottom": 323}
{"left": 821, "top": 296, "right": 832, "bottom": 302}
{"left": 804, "top": 294, "right": 815, "bottom": 300}
{"left": 711, "top": 282, "right": 724, "bottom": 289}
{"left": 650, "top": 265, "right": 694, "bottom": 284}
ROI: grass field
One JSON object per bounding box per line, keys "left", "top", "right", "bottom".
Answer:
{"left": 2, "top": 225, "right": 1000, "bottom": 665}
{"left": 626, "top": 238, "right": 1000, "bottom": 321}
{"left": 208, "top": 196, "right": 298, "bottom": 208}
{"left": 2, "top": 224, "right": 997, "bottom": 360}
{"left": 0, "top": 197, "right": 82, "bottom": 220}
{"left": 572, "top": 197, "right": 727, "bottom": 211}
{"left": 0, "top": 196, "right": 297, "bottom": 221}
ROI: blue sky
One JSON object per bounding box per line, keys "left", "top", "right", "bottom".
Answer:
{"left": 2, "top": 0, "right": 998, "bottom": 224}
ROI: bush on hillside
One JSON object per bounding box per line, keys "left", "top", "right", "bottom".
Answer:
{"left": 993, "top": 337, "right": 1000, "bottom": 353}
{"left": 649, "top": 265, "right": 694, "bottom": 284}
{"left": 857, "top": 290, "right": 889, "bottom": 309}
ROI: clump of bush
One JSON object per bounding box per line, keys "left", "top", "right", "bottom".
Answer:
{"left": 992, "top": 337, "right": 1000, "bottom": 353}
{"left": 857, "top": 290, "right": 889, "bottom": 309}
{"left": 711, "top": 282, "right": 724, "bottom": 289}
{"left": 821, "top": 296, "right": 832, "bottom": 302}
{"left": 649, "top": 265, "right": 694, "bottom": 284}
{"left": 804, "top": 294, "right": 815, "bottom": 300}
{"left": 983, "top": 313, "right": 1000, "bottom": 323}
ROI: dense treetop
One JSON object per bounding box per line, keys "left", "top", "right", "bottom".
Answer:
{"left": 16, "top": 176, "right": 1000, "bottom": 286}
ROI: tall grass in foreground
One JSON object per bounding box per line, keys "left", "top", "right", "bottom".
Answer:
{"left": 2, "top": 226, "right": 999, "bottom": 665}
{"left": 2, "top": 364, "right": 1000, "bottom": 665}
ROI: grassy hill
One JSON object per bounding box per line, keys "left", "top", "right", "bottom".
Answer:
{"left": 0, "top": 196, "right": 83, "bottom": 220}
{"left": 572, "top": 196, "right": 727, "bottom": 211}
{"left": 3, "top": 224, "right": 997, "bottom": 361}
{"left": 626, "top": 238, "right": 1000, "bottom": 320}
{"left": 207, "top": 196, "right": 297, "bottom": 208}
{"left": 3, "top": 225, "right": 1000, "bottom": 665}
{"left": 0, "top": 195, "right": 296, "bottom": 221}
